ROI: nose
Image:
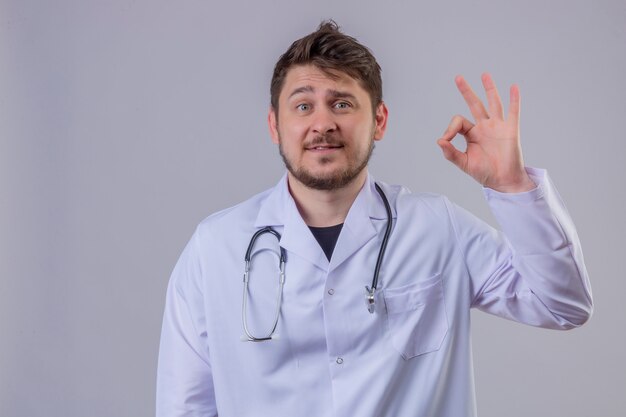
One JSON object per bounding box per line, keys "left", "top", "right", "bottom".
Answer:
{"left": 311, "top": 107, "right": 337, "bottom": 135}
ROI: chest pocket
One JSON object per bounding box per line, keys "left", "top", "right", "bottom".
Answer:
{"left": 383, "top": 273, "right": 448, "bottom": 360}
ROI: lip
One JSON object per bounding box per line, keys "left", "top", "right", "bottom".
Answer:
{"left": 305, "top": 144, "right": 344, "bottom": 153}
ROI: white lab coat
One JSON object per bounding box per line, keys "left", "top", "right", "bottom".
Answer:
{"left": 156, "top": 167, "right": 592, "bottom": 417}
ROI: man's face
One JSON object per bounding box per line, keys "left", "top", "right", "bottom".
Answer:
{"left": 268, "top": 65, "right": 387, "bottom": 191}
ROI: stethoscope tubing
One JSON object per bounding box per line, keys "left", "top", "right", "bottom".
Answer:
{"left": 242, "top": 183, "right": 392, "bottom": 341}
{"left": 371, "top": 182, "right": 393, "bottom": 293}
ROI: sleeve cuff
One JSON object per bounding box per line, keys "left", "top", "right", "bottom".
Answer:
{"left": 482, "top": 167, "right": 547, "bottom": 203}
{"left": 482, "top": 166, "right": 576, "bottom": 255}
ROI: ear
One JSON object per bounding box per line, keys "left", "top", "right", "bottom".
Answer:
{"left": 268, "top": 107, "right": 280, "bottom": 144}
{"left": 373, "top": 102, "right": 389, "bottom": 141}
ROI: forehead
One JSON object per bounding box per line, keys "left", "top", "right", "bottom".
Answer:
{"left": 280, "top": 65, "right": 367, "bottom": 99}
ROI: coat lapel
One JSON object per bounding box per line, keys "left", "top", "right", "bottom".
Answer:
{"left": 254, "top": 174, "right": 327, "bottom": 271}
{"left": 328, "top": 177, "right": 397, "bottom": 272}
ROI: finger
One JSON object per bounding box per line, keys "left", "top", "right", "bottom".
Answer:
{"left": 455, "top": 75, "right": 489, "bottom": 121}
{"left": 481, "top": 72, "right": 504, "bottom": 120}
{"left": 437, "top": 138, "right": 467, "bottom": 171}
{"left": 437, "top": 115, "right": 473, "bottom": 171}
{"left": 440, "top": 115, "right": 474, "bottom": 142}
{"left": 508, "top": 84, "right": 520, "bottom": 124}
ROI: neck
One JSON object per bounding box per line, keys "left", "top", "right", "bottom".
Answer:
{"left": 287, "top": 170, "right": 368, "bottom": 227}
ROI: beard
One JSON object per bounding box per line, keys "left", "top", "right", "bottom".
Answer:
{"left": 278, "top": 131, "right": 375, "bottom": 191}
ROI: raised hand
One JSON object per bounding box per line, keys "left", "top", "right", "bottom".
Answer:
{"left": 437, "top": 73, "right": 535, "bottom": 193}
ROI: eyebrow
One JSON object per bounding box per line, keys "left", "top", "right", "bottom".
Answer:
{"left": 288, "top": 85, "right": 315, "bottom": 99}
{"left": 328, "top": 90, "right": 357, "bottom": 101}
{"left": 287, "top": 86, "right": 358, "bottom": 102}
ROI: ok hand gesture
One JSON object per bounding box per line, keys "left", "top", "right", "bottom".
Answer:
{"left": 437, "top": 73, "right": 535, "bottom": 193}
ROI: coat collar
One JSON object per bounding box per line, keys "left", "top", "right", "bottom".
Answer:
{"left": 254, "top": 172, "right": 397, "bottom": 272}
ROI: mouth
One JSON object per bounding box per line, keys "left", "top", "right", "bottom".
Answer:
{"left": 305, "top": 144, "right": 344, "bottom": 152}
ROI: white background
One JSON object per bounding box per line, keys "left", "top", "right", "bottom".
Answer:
{"left": 2, "top": 0, "right": 625, "bottom": 415}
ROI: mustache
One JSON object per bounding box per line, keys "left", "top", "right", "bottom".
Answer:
{"left": 305, "top": 133, "right": 344, "bottom": 148}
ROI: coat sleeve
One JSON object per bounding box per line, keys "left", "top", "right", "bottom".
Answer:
{"left": 156, "top": 230, "right": 218, "bottom": 416}
{"left": 446, "top": 167, "right": 593, "bottom": 329}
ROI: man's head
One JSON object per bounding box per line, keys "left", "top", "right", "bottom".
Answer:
{"left": 270, "top": 20, "right": 383, "bottom": 116}
{"left": 268, "top": 21, "right": 388, "bottom": 191}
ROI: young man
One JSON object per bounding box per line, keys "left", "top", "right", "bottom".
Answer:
{"left": 156, "top": 21, "right": 592, "bottom": 416}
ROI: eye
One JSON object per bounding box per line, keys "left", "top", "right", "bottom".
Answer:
{"left": 296, "top": 103, "right": 310, "bottom": 111}
{"left": 334, "top": 101, "right": 351, "bottom": 110}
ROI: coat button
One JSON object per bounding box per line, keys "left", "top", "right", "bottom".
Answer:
{"left": 328, "top": 289, "right": 335, "bottom": 295}
{"left": 336, "top": 357, "right": 344, "bottom": 364}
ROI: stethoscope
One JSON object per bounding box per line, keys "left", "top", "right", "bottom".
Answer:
{"left": 242, "top": 183, "right": 393, "bottom": 342}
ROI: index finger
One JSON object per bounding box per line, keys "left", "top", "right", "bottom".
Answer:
{"left": 455, "top": 75, "right": 489, "bottom": 121}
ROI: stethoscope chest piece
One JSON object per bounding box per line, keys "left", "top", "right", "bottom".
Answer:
{"left": 365, "top": 286, "right": 376, "bottom": 313}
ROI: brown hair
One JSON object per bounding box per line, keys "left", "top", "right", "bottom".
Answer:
{"left": 270, "top": 20, "right": 382, "bottom": 114}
